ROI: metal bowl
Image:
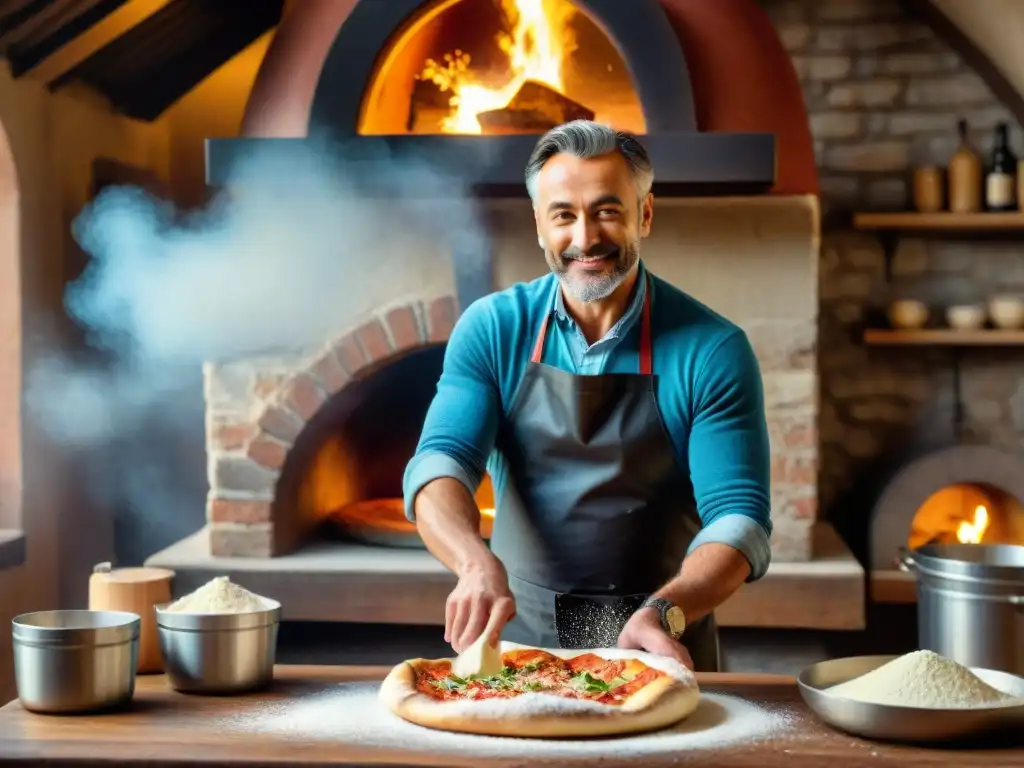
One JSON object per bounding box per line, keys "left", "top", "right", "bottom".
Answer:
{"left": 12, "top": 609, "right": 140, "bottom": 714}
{"left": 154, "top": 599, "right": 281, "bottom": 694}
{"left": 798, "top": 655, "right": 1024, "bottom": 743}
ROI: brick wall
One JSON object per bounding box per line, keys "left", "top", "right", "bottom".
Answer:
{"left": 763, "top": 0, "right": 1024, "bottom": 557}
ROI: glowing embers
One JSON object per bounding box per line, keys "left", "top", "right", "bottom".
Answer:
{"left": 358, "top": 0, "right": 645, "bottom": 135}
{"left": 302, "top": 437, "right": 496, "bottom": 549}
{"left": 908, "top": 483, "right": 1024, "bottom": 549}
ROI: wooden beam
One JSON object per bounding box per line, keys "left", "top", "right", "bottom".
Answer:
{"left": 901, "top": 0, "right": 1024, "bottom": 129}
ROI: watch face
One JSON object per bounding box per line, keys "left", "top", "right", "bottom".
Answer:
{"left": 666, "top": 606, "right": 686, "bottom": 635}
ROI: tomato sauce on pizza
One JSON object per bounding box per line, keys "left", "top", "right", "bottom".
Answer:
{"left": 412, "top": 648, "right": 668, "bottom": 706}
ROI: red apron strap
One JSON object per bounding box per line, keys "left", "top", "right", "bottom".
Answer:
{"left": 639, "top": 273, "right": 653, "bottom": 375}
{"left": 530, "top": 314, "right": 551, "bottom": 364}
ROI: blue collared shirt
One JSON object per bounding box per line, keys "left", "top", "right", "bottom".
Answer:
{"left": 403, "top": 261, "right": 773, "bottom": 580}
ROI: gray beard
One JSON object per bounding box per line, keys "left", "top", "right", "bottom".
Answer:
{"left": 550, "top": 243, "right": 640, "bottom": 303}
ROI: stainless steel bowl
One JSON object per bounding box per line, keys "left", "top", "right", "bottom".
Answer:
{"left": 154, "top": 599, "right": 281, "bottom": 694}
{"left": 798, "top": 655, "right": 1024, "bottom": 743}
{"left": 12, "top": 609, "right": 140, "bottom": 714}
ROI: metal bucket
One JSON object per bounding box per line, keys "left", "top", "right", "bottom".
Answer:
{"left": 898, "top": 543, "right": 1024, "bottom": 675}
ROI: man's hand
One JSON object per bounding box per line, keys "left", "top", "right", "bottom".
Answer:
{"left": 445, "top": 557, "right": 517, "bottom": 653}
{"left": 617, "top": 607, "right": 693, "bottom": 670}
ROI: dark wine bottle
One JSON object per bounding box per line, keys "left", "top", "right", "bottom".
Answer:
{"left": 985, "top": 121, "right": 1017, "bottom": 211}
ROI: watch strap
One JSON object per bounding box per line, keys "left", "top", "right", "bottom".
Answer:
{"left": 641, "top": 596, "right": 681, "bottom": 637}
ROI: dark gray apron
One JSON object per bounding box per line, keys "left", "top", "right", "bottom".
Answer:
{"left": 489, "top": 273, "right": 721, "bottom": 672}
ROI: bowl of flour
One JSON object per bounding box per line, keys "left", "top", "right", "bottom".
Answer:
{"left": 155, "top": 576, "right": 280, "bottom": 695}
{"left": 798, "top": 649, "right": 1024, "bottom": 743}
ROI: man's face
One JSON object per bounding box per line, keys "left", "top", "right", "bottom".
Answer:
{"left": 533, "top": 152, "right": 653, "bottom": 303}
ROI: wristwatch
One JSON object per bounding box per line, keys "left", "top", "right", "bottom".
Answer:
{"left": 642, "top": 596, "right": 686, "bottom": 640}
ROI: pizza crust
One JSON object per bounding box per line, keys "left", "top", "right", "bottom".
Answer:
{"left": 378, "top": 641, "right": 701, "bottom": 738}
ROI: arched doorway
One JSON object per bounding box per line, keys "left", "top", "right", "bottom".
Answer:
{"left": 0, "top": 118, "right": 21, "bottom": 534}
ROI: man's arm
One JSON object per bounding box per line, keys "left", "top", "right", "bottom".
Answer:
{"left": 654, "top": 330, "right": 772, "bottom": 624}
{"left": 402, "top": 299, "right": 503, "bottom": 578}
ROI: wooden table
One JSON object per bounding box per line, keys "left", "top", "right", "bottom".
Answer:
{"left": 0, "top": 665, "right": 1019, "bottom": 767}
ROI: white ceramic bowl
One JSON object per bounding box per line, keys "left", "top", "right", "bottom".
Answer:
{"left": 987, "top": 295, "right": 1024, "bottom": 330}
{"left": 946, "top": 304, "right": 986, "bottom": 331}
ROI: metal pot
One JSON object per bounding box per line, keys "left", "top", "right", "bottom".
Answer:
{"left": 12, "top": 609, "right": 140, "bottom": 713}
{"left": 898, "top": 543, "right": 1024, "bottom": 675}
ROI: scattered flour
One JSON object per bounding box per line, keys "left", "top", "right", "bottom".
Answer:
{"left": 825, "top": 650, "right": 1021, "bottom": 709}
{"left": 164, "top": 576, "right": 270, "bottom": 614}
{"left": 220, "top": 682, "right": 794, "bottom": 760}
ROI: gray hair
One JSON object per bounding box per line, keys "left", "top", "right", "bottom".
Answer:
{"left": 524, "top": 120, "right": 655, "bottom": 204}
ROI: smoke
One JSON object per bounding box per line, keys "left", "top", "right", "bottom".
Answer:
{"left": 22, "top": 134, "right": 489, "bottom": 558}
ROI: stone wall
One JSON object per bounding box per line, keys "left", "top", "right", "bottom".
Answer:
{"left": 762, "top": 0, "right": 1024, "bottom": 559}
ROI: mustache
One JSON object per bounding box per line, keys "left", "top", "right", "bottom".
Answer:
{"left": 560, "top": 244, "right": 619, "bottom": 261}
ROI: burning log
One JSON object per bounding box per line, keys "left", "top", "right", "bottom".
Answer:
{"left": 476, "top": 80, "right": 595, "bottom": 134}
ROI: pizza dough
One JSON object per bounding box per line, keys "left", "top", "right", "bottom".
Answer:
{"left": 378, "top": 641, "right": 701, "bottom": 738}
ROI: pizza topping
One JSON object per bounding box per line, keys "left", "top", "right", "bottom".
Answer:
{"left": 413, "top": 651, "right": 667, "bottom": 706}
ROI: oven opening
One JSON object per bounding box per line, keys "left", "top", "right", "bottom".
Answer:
{"left": 359, "top": 0, "right": 646, "bottom": 135}
{"left": 274, "top": 343, "right": 494, "bottom": 549}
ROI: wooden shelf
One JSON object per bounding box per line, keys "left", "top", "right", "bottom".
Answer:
{"left": 870, "top": 570, "right": 916, "bottom": 604}
{"left": 854, "top": 211, "right": 1024, "bottom": 231}
{"left": 864, "top": 329, "right": 1024, "bottom": 346}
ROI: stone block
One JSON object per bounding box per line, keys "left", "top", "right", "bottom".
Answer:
{"left": 777, "top": 23, "right": 812, "bottom": 51}
{"left": 827, "top": 79, "right": 902, "bottom": 109}
{"left": 209, "top": 524, "right": 273, "bottom": 558}
{"left": 207, "top": 497, "right": 273, "bottom": 525}
{"left": 763, "top": 371, "right": 817, "bottom": 412}
{"left": 247, "top": 436, "right": 289, "bottom": 471}
{"left": 203, "top": 362, "right": 254, "bottom": 406}
{"left": 426, "top": 296, "right": 458, "bottom": 342}
{"left": 883, "top": 52, "right": 960, "bottom": 75}
{"left": 792, "top": 54, "right": 852, "bottom": 81}
{"left": 769, "top": 519, "right": 813, "bottom": 562}
{"left": 821, "top": 141, "right": 909, "bottom": 172}
{"left": 745, "top": 321, "right": 816, "bottom": 372}
{"left": 210, "top": 422, "right": 258, "bottom": 452}
{"left": 386, "top": 304, "right": 425, "bottom": 350}
{"left": 256, "top": 404, "right": 305, "bottom": 443}
{"left": 309, "top": 348, "right": 350, "bottom": 394}
{"left": 283, "top": 374, "right": 326, "bottom": 422}
{"left": 905, "top": 74, "right": 993, "bottom": 107}
{"left": 210, "top": 456, "right": 279, "bottom": 496}
{"left": 809, "top": 113, "right": 862, "bottom": 139}
{"left": 354, "top": 318, "right": 392, "bottom": 364}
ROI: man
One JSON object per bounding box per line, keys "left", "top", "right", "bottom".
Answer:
{"left": 402, "top": 120, "right": 771, "bottom": 672}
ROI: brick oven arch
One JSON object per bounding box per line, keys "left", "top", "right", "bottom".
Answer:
{"left": 0, "top": 117, "right": 22, "bottom": 533}
{"left": 868, "top": 445, "right": 1024, "bottom": 570}
{"left": 207, "top": 296, "right": 458, "bottom": 556}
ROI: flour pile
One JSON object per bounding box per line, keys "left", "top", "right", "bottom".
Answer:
{"left": 826, "top": 650, "right": 1021, "bottom": 709}
{"left": 164, "top": 576, "right": 270, "bottom": 614}
{"left": 220, "top": 682, "right": 793, "bottom": 758}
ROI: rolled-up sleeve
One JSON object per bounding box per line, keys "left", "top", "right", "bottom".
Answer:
{"left": 686, "top": 330, "right": 773, "bottom": 581}
{"left": 402, "top": 298, "right": 502, "bottom": 522}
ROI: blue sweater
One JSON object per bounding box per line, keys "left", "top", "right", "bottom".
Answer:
{"left": 403, "top": 261, "right": 773, "bottom": 581}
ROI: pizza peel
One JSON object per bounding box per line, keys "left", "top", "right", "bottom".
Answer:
{"left": 451, "top": 610, "right": 505, "bottom": 679}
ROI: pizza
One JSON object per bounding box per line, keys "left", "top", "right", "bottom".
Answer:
{"left": 378, "top": 642, "right": 700, "bottom": 738}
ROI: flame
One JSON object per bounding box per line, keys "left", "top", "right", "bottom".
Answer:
{"left": 956, "top": 505, "right": 990, "bottom": 544}
{"left": 419, "top": 0, "right": 578, "bottom": 133}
